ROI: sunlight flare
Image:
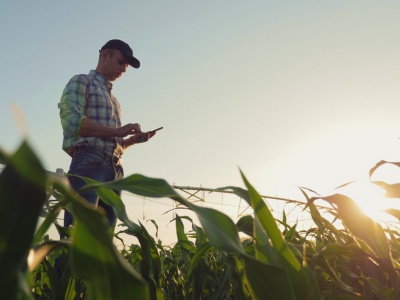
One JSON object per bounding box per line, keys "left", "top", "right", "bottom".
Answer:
{"left": 341, "top": 180, "right": 400, "bottom": 222}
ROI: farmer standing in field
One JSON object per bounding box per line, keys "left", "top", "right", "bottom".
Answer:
{"left": 58, "top": 39, "right": 156, "bottom": 229}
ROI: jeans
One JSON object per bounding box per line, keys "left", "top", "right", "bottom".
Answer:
{"left": 64, "top": 151, "right": 124, "bottom": 229}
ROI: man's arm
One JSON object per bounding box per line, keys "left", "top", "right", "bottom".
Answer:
{"left": 79, "top": 118, "right": 142, "bottom": 138}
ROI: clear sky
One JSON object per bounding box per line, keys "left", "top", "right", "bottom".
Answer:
{"left": 2, "top": 1, "right": 400, "bottom": 242}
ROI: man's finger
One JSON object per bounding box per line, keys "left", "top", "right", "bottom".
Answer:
{"left": 134, "top": 123, "right": 142, "bottom": 133}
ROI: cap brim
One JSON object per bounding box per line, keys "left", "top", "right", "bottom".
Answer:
{"left": 128, "top": 56, "right": 140, "bottom": 68}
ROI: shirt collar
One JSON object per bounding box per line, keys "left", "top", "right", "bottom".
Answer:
{"left": 89, "top": 70, "right": 113, "bottom": 90}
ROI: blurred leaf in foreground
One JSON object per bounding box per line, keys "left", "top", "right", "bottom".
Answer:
{"left": 0, "top": 141, "right": 47, "bottom": 299}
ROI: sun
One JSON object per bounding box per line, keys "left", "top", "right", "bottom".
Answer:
{"left": 338, "top": 180, "right": 400, "bottom": 224}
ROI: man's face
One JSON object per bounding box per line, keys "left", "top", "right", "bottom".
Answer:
{"left": 102, "top": 49, "right": 130, "bottom": 81}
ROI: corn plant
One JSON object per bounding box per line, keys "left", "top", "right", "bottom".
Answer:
{"left": 2, "top": 140, "right": 400, "bottom": 299}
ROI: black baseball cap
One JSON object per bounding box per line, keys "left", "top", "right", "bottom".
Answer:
{"left": 100, "top": 39, "right": 140, "bottom": 68}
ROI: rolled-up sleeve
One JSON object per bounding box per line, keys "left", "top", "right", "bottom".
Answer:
{"left": 58, "top": 75, "right": 88, "bottom": 153}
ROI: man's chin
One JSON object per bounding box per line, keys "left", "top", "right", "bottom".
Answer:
{"left": 111, "top": 74, "right": 122, "bottom": 81}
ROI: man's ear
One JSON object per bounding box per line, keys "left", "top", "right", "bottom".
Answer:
{"left": 99, "top": 49, "right": 109, "bottom": 62}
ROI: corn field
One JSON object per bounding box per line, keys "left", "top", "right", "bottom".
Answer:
{"left": 2, "top": 141, "right": 400, "bottom": 299}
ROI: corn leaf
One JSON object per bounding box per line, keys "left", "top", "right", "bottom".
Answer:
{"left": 242, "top": 255, "right": 295, "bottom": 299}
{"left": 70, "top": 197, "right": 150, "bottom": 300}
{"left": 240, "top": 170, "right": 321, "bottom": 299}
{"left": 76, "top": 178, "right": 162, "bottom": 299}
{"left": 311, "top": 194, "right": 391, "bottom": 260}
{"left": 0, "top": 141, "right": 47, "bottom": 300}
{"left": 383, "top": 208, "right": 400, "bottom": 221}
{"left": 97, "top": 175, "right": 244, "bottom": 253}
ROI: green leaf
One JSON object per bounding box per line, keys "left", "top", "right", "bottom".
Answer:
{"left": 212, "top": 255, "right": 236, "bottom": 300}
{"left": 321, "top": 243, "right": 368, "bottom": 261}
{"left": 28, "top": 240, "right": 70, "bottom": 272}
{"left": 311, "top": 194, "right": 391, "bottom": 260}
{"left": 175, "top": 214, "right": 189, "bottom": 243}
{"left": 192, "top": 222, "right": 208, "bottom": 246}
{"left": 187, "top": 242, "right": 212, "bottom": 276}
{"left": 98, "top": 175, "right": 244, "bottom": 253}
{"left": 242, "top": 255, "right": 295, "bottom": 300}
{"left": 88, "top": 174, "right": 182, "bottom": 201}
{"left": 70, "top": 198, "right": 150, "bottom": 300}
{"left": 0, "top": 141, "right": 47, "bottom": 299}
{"left": 383, "top": 208, "right": 400, "bottom": 221}
{"left": 254, "top": 218, "right": 280, "bottom": 266}
{"left": 365, "top": 277, "right": 395, "bottom": 299}
{"left": 33, "top": 199, "right": 66, "bottom": 245}
{"left": 48, "top": 173, "right": 151, "bottom": 299}
{"left": 369, "top": 160, "right": 400, "bottom": 179}
{"left": 191, "top": 205, "right": 243, "bottom": 253}
{"left": 311, "top": 253, "right": 362, "bottom": 297}
{"left": 240, "top": 170, "right": 321, "bottom": 299}
{"left": 371, "top": 181, "right": 400, "bottom": 198}
{"left": 77, "top": 176, "right": 163, "bottom": 299}
{"left": 236, "top": 215, "right": 254, "bottom": 237}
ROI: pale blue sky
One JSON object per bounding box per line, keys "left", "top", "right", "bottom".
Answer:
{"left": 2, "top": 1, "right": 400, "bottom": 215}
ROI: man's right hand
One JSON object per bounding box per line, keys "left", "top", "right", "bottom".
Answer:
{"left": 79, "top": 118, "right": 142, "bottom": 138}
{"left": 114, "top": 123, "right": 142, "bottom": 137}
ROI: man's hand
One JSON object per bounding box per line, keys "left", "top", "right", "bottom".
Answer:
{"left": 79, "top": 119, "right": 142, "bottom": 138}
{"left": 124, "top": 131, "right": 156, "bottom": 149}
{"left": 114, "top": 123, "right": 142, "bottom": 137}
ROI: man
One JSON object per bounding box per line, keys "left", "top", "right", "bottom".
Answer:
{"left": 58, "top": 39, "right": 156, "bottom": 229}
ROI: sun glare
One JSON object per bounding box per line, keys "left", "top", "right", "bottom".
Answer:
{"left": 340, "top": 180, "right": 400, "bottom": 224}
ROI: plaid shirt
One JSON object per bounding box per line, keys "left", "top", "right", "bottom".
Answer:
{"left": 58, "top": 70, "right": 124, "bottom": 157}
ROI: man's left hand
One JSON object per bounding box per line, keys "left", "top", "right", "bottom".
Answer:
{"left": 124, "top": 131, "right": 156, "bottom": 148}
